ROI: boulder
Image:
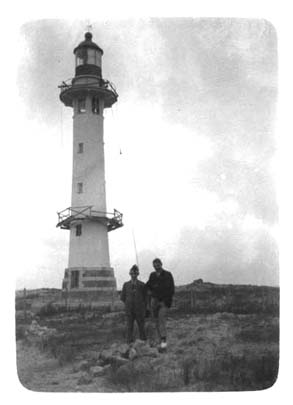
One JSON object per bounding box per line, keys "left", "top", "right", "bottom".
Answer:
{"left": 111, "top": 356, "right": 129, "bottom": 368}
{"left": 128, "top": 348, "right": 137, "bottom": 360}
{"left": 193, "top": 278, "right": 203, "bottom": 285}
{"left": 109, "top": 342, "right": 129, "bottom": 358}
{"left": 102, "top": 364, "right": 111, "bottom": 374}
{"left": 76, "top": 360, "right": 90, "bottom": 371}
{"left": 100, "top": 348, "right": 114, "bottom": 363}
{"left": 132, "top": 340, "right": 159, "bottom": 358}
{"left": 26, "top": 320, "right": 58, "bottom": 340}
{"left": 90, "top": 365, "right": 105, "bottom": 377}
{"left": 84, "top": 350, "right": 101, "bottom": 362}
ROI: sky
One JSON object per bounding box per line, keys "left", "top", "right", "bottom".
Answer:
{"left": 15, "top": 18, "right": 278, "bottom": 289}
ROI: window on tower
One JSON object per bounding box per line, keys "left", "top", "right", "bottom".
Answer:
{"left": 75, "top": 224, "right": 82, "bottom": 237}
{"left": 77, "top": 182, "right": 83, "bottom": 193}
{"left": 78, "top": 143, "right": 84, "bottom": 153}
{"left": 92, "top": 97, "right": 100, "bottom": 114}
{"left": 77, "top": 98, "right": 86, "bottom": 113}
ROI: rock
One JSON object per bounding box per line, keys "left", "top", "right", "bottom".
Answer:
{"left": 132, "top": 340, "right": 159, "bottom": 358}
{"left": 111, "top": 356, "right": 129, "bottom": 368}
{"left": 144, "top": 347, "right": 159, "bottom": 357}
{"left": 114, "top": 343, "right": 129, "bottom": 357}
{"left": 85, "top": 350, "right": 102, "bottom": 362}
{"left": 95, "top": 359, "right": 105, "bottom": 367}
{"left": 100, "top": 364, "right": 112, "bottom": 377}
{"left": 102, "top": 311, "right": 125, "bottom": 323}
{"left": 77, "top": 371, "right": 93, "bottom": 385}
{"left": 133, "top": 339, "right": 145, "bottom": 347}
{"left": 193, "top": 278, "right": 203, "bottom": 285}
{"left": 90, "top": 366, "right": 105, "bottom": 377}
{"left": 158, "top": 346, "right": 167, "bottom": 354}
{"left": 100, "top": 348, "right": 114, "bottom": 363}
{"left": 103, "top": 364, "right": 111, "bottom": 373}
{"left": 26, "top": 321, "right": 58, "bottom": 342}
{"left": 77, "top": 360, "right": 90, "bottom": 371}
{"left": 100, "top": 345, "right": 131, "bottom": 365}
{"left": 128, "top": 348, "right": 137, "bottom": 360}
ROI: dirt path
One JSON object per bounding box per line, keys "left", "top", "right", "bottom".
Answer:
{"left": 16, "top": 312, "right": 279, "bottom": 392}
{"left": 16, "top": 341, "right": 115, "bottom": 392}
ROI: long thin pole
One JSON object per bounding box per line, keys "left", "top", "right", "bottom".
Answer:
{"left": 132, "top": 229, "right": 139, "bottom": 267}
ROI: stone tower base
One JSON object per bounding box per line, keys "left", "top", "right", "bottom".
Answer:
{"left": 61, "top": 266, "right": 118, "bottom": 305}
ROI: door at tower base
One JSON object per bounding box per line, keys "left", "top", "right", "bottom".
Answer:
{"left": 61, "top": 266, "right": 118, "bottom": 304}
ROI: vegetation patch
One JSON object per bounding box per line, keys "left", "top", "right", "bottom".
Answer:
{"left": 15, "top": 283, "right": 279, "bottom": 392}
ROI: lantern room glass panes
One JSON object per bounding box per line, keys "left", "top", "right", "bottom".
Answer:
{"left": 87, "top": 49, "right": 97, "bottom": 65}
{"left": 75, "top": 48, "right": 100, "bottom": 66}
{"left": 76, "top": 48, "right": 88, "bottom": 66}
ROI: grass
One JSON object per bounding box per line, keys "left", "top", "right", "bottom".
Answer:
{"left": 107, "top": 349, "right": 279, "bottom": 392}
{"left": 236, "top": 325, "right": 279, "bottom": 343}
{"left": 106, "top": 317, "right": 279, "bottom": 392}
{"left": 16, "top": 283, "right": 279, "bottom": 392}
{"left": 18, "top": 310, "right": 279, "bottom": 392}
{"left": 173, "top": 285, "right": 279, "bottom": 316}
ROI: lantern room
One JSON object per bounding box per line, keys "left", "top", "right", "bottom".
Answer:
{"left": 73, "top": 32, "right": 103, "bottom": 78}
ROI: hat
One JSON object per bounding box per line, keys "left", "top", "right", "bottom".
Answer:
{"left": 130, "top": 264, "right": 139, "bottom": 274}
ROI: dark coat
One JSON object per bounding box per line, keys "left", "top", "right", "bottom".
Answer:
{"left": 120, "top": 280, "right": 147, "bottom": 315}
{"left": 146, "top": 269, "right": 175, "bottom": 308}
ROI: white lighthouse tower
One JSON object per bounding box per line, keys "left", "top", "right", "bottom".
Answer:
{"left": 57, "top": 32, "right": 123, "bottom": 304}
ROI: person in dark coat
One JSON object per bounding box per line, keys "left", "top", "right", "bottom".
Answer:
{"left": 146, "top": 258, "right": 175, "bottom": 350}
{"left": 120, "top": 265, "right": 147, "bottom": 344}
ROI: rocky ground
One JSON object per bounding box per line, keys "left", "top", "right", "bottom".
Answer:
{"left": 16, "top": 309, "right": 279, "bottom": 392}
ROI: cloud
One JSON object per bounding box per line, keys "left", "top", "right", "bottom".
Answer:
{"left": 17, "top": 18, "right": 278, "bottom": 288}
{"left": 166, "top": 220, "right": 278, "bottom": 286}
{"left": 110, "top": 215, "right": 278, "bottom": 288}
{"left": 18, "top": 20, "right": 83, "bottom": 125}
{"left": 195, "top": 156, "right": 278, "bottom": 224}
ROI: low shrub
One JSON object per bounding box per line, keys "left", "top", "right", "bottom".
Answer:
{"left": 15, "top": 325, "right": 27, "bottom": 341}
{"left": 178, "top": 349, "right": 279, "bottom": 391}
{"left": 37, "top": 302, "right": 62, "bottom": 317}
{"left": 236, "top": 325, "right": 279, "bottom": 343}
{"left": 56, "top": 344, "right": 77, "bottom": 366}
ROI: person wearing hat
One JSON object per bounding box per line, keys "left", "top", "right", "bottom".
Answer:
{"left": 146, "top": 258, "right": 175, "bottom": 350}
{"left": 120, "top": 265, "right": 147, "bottom": 344}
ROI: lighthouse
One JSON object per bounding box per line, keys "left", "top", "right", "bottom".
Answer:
{"left": 57, "top": 32, "right": 123, "bottom": 304}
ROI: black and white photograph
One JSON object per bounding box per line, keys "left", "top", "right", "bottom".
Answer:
{"left": 12, "top": 12, "right": 283, "bottom": 397}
